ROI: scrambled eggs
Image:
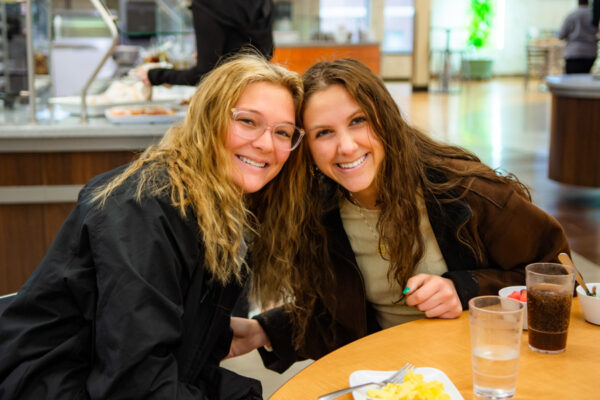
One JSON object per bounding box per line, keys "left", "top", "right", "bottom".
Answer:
{"left": 366, "top": 371, "right": 450, "bottom": 400}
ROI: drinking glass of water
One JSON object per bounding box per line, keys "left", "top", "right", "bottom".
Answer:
{"left": 469, "top": 295, "right": 524, "bottom": 399}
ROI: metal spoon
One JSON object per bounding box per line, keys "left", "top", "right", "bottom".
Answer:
{"left": 558, "top": 252, "right": 593, "bottom": 296}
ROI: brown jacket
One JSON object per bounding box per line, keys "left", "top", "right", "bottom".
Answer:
{"left": 256, "top": 168, "right": 569, "bottom": 372}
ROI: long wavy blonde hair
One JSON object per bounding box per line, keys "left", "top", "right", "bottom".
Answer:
{"left": 94, "top": 53, "right": 305, "bottom": 300}
{"left": 289, "top": 58, "right": 531, "bottom": 347}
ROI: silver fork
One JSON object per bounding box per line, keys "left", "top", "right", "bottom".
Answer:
{"left": 316, "top": 362, "right": 415, "bottom": 400}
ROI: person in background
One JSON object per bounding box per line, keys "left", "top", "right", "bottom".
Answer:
{"left": 0, "top": 53, "right": 305, "bottom": 399}
{"left": 559, "top": 0, "right": 599, "bottom": 74}
{"left": 137, "top": 0, "right": 274, "bottom": 86}
{"left": 227, "top": 58, "right": 570, "bottom": 373}
{"left": 593, "top": 0, "right": 600, "bottom": 27}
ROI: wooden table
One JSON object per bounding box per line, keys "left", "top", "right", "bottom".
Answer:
{"left": 270, "top": 299, "right": 598, "bottom": 399}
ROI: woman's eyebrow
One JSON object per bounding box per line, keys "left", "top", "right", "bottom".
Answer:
{"left": 348, "top": 109, "right": 364, "bottom": 119}
{"left": 306, "top": 123, "right": 329, "bottom": 131}
{"left": 236, "top": 108, "right": 295, "bottom": 125}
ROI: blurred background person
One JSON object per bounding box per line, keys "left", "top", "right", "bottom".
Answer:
{"left": 137, "top": 0, "right": 274, "bottom": 86}
{"left": 558, "top": 0, "right": 599, "bottom": 74}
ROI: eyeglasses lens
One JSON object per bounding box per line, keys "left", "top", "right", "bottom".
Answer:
{"left": 232, "top": 110, "right": 302, "bottom": 151}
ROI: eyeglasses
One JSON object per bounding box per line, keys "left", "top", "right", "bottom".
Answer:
{"left": 230, "top": 108, "right": 304, "bottom": 151}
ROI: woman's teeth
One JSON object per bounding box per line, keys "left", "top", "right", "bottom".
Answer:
{"left": 238, "top": 155, "right": 266, "bottom": 168}
{"left": 338, "top": 154, "right": 367, "bottom": 169}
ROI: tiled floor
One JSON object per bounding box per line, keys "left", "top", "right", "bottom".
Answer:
{"left": 225, "top": 78, "right": 600, "bottom": 398}
{"left": 221, "top": 351, "right": 312, "bottom": 398}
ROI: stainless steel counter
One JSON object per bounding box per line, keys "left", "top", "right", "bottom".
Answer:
{"left": 0, "top": 95, "right": 178, "bottom": 153}
{"left": 1, "top": 116, "right": 168, "bottom": 152}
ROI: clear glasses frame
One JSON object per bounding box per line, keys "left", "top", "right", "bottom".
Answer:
{"left": 230, "top": 108, "right": 305, "bottom": 151}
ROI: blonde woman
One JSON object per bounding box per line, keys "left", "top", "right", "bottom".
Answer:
{"left": 0, "top": 54, "right": 305, "bottom": 399}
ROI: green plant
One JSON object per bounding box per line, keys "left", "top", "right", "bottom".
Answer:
{"left": 467, "top": 0, "right": 493, "bottom": 50}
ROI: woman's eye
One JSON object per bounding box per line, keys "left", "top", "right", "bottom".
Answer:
{"left": 237, "top": 117, "right": 257, "bottom": 127}
{"left": 350, "top": 116, "right": 367, "bottom": 126}
{"left": 274, "top": 128, "right": 292, "bottom": 139}
{"left": 314, "top": 129, "right": 333, "bottom": 138}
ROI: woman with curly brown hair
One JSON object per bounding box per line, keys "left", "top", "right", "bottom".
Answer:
{"left": 229, "top": 58, "right": 570, "bottom": 373}
{"left": 0, "top": 53, "right": 306, "bottom": 399}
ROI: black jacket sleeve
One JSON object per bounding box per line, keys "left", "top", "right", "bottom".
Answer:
{"left": 253, "top": 308, "right": 299, "bottom": 373}
{"left": 148, "top": 2, "right": 226, "bottom": 86}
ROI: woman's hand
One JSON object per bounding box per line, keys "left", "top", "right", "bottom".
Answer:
{"left": 226, "top": 317, "right": 271, "bottom": 359}
{"left": 133, "top": 68, "right": 151, "bottom": 86}
{"left": 404, "top": 274, "right": 462, "bottom": 319}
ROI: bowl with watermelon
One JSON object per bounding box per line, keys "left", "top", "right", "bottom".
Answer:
{"left": 498, "top": 285, "right": 527, "bottom": 330}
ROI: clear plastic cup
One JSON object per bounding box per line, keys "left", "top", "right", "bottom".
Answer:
{"left": 526, "top": 263, "right": 574, "bottom": 354}
{"left": 469, "top": 295, "right": 524, "bottom": 399}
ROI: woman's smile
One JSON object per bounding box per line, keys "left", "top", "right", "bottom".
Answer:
{"left": 236, "top": 155, "right": 268, "bottom": 168}
{"left": 337, "top": 153, "right": 368, "bottom": 170}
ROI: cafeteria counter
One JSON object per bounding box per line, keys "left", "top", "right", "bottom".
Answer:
{"left": 0, "top": 118, "right": 168, "bottom": 294}
{"left": 545, "top": 74, "right": 600, "bottom": 187}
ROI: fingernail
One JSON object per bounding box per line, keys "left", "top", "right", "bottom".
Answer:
{"left": 402, "top": 287, "right": 411, "bottom": 294}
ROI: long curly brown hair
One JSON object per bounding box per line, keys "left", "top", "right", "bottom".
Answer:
{"left": 288, "top": 58, "right": 530, "bottom": 347}
{"left": 93, "top": 53, "right": 306, "bottom": 307}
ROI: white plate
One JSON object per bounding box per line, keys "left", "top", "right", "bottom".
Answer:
{"left": 49, "top": 85, "right": 196, "bottom": 117}
{"left": 349, "top": 367, "right": 463, "bottom": 400}
{"left": 50, "top": 96, "right": 180, "bottom": 117}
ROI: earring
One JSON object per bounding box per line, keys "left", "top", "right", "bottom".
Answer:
{"left": 311, "top": 164, "right": 320, "bottom": 177}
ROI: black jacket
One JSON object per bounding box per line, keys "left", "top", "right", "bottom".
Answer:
{"left": 256, "top": 166, "right": 569, "bottom": 373}
{"left": 148, "top": 0, "right": 274, "bottom": 86}
{"left": 0, "top": 165, "right": 261, "bottom": 399}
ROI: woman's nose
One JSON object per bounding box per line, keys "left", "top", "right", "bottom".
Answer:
{"left": 337, "top": 130, "right": 358, "bottom": 154}
{"left": 251, "top": 128, "right": 275, "bottom": 151}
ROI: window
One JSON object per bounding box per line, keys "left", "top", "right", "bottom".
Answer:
{"left": 383, "top": 0, "right": 414, "bottom": 53}
{"left": 319, "top": 0, "right": 370, "bottom": 42}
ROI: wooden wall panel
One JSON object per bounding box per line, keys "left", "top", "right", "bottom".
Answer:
{"left": 0, "top": 153, "right": 44, "bottom": 186}
{"left": 0, "top": 151, "right": 139, "bottom": 186}
{"left": 272, "top": 44, "right": 381, "bottom": 75}
{"left": 0, "top": 205, "right": 47, "bottom": 294}
{"left": 0, "top": 150, "right": 140, "bottom": 295}
{"left": 548, "top": 96, "right": 600, "bottom": 187}
{"left": 42, "top": 152, "right": 139, "bottom": 185}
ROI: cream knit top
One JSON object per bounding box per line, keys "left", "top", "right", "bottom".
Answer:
{"left": 339, "top": 196, "right": 448, "bottom": 328}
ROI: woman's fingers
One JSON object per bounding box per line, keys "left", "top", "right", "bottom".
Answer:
{"left": 419, "top": 294, "right": 462, "bottom": 318}
{"left": 404, "top": 274, "right": 461, "bottom": 318}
